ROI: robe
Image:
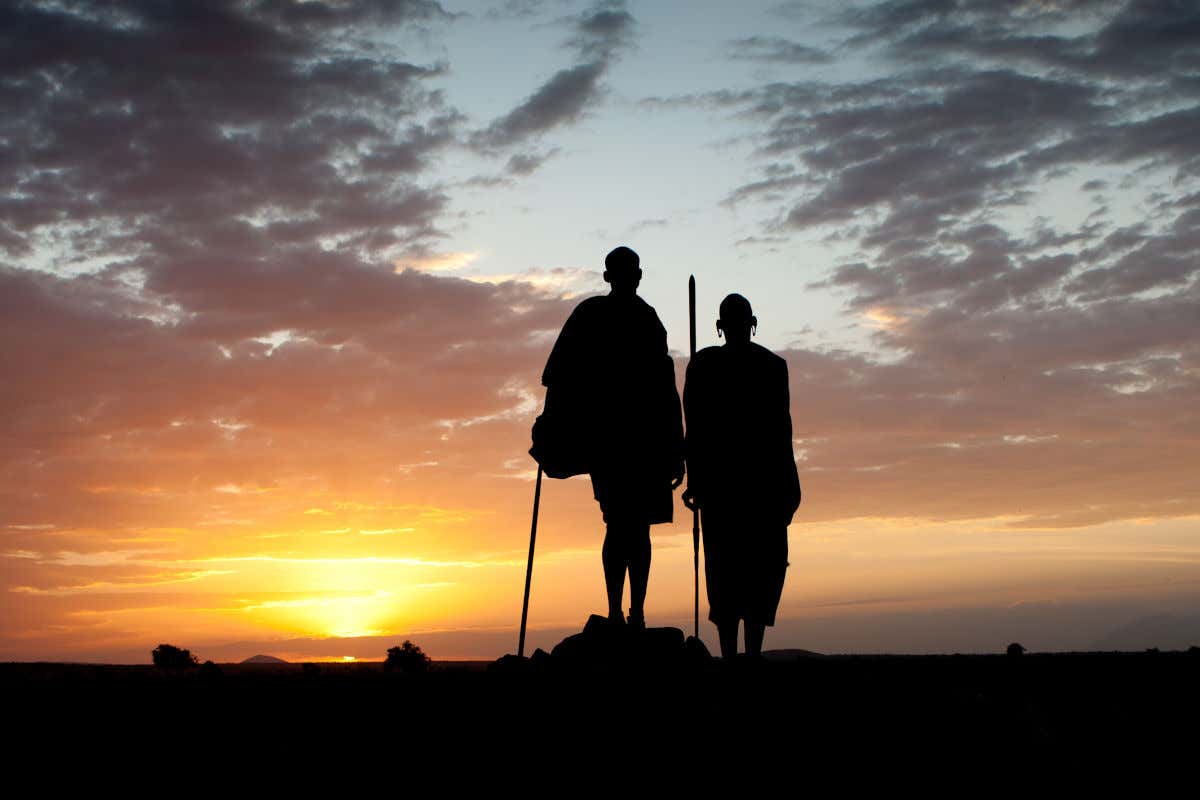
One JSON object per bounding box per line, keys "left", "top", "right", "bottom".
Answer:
{"left": 683, "top": 341, "right": 800, "bottom": 625}
{"left": 534, "top": 294, "right": 683, "bottom": 524}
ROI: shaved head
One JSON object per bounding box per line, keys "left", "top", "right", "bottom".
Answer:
{"left": 604, "top": 246, "right": 640, "bottom": 275}
{"left": 719, "top": 293, "right": 753, "bottom": 323}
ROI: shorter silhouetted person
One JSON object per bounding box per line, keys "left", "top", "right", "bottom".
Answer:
{"left": 683, "top": 294, "right": 800, "bottom": 659}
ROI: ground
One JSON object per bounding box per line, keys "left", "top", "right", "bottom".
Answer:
{"left": 5, "top": 652, "right": 1196, "bottom": 781}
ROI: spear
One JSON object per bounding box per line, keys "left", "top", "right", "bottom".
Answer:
{"left": 689, "top": 274, "right": 699, "bottom": 641}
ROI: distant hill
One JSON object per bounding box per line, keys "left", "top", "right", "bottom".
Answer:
{"left": 762, "top": 648, "right": 824, "bottom": 660}
{"left": 241, "top": 654, "right": 288, "bottom": 664}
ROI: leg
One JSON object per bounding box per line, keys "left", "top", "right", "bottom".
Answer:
{"left": 744, "top": 622, "right": 766, "bottom": 656}
{"left": 601, "top": 522, "right": 628, "bottom": 620}
{"left": 717, "top": 620, "right": 739, "bottom": 659}
{"left": 627, "top": 521, "right": 651, "bottom": 623}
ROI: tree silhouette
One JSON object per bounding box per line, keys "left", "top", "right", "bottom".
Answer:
{"left": 152, "top": 643, "right": 199, "bottom": 669}
{"left": 384, "top": 640, "right": 430, "bottom": 674}
{"left": 1006, "top": 642, "right": 1026, "bottom": 657}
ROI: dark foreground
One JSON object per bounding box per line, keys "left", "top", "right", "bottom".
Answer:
{"left": 6, "top": 650, "right": 1197, "bottom": 777}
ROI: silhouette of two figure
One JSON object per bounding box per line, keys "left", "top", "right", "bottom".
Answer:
{"left": 532, "top": 247, "right": 799, "bottom": 655}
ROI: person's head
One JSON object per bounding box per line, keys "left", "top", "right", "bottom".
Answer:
{"left": 603, "top": 246, "right": 641, "bottom": 298}
{"left": 717, "top": 293, "right": 756, "bottom": 345}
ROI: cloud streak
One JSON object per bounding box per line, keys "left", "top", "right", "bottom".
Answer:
{"left": 470, "top": 1, "right": 635, "bottom": 150}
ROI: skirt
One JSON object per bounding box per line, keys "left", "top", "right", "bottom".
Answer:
{"left": 590, "top": 468, "right": 674, "bottom": 525}
{"left": 700, "top": 506, "right": 788, "bottom": 626}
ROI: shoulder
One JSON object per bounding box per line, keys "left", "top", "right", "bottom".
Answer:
{"left": 560, "top": 294, "right": 608, "bottom": 332}
{"left": 629, "top": 296, "right": 667, "bottom": 344}
{"left": 750, "top": 342, "right": 787, "bottom": 369}
{"left": 569, "top": 294, "right": 607, "bottom": 317}
{"left": 748, "top": 343, "right": 789, "bottom": 385}
{"left": 633, "top": 295, "right": 665, "bottom": 325}
{"left": 687, "top": 345, "right": 723, "bottom": 375}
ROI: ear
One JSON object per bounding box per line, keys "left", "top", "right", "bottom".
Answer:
{"left": 602, "top": 270, "right": 611, "bottom": 284}
{"left": 633, "top": 267, "right": 643, "bottom": 281}
{"left": 750, "top": 316, "right": 758, "bottom": 328}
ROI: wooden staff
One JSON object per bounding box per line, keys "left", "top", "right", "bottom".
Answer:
{"left": 517, "top": 465, "right": 543, "bottom": 658}
{"left": 689, "top": 274, "right": 699, "bottom": 640}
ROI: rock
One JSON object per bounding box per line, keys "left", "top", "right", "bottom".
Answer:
{"left": 549, "top": 614, "right": 690, "bottom": 667}
{"left": 489, "top": 653, "right": 529, "bottom": 673}
{"left": 549, "top": 631, "right": 592, "bottom": 661}
{"left": 495, "top": 614, "right": 702, "bottom": 672}
{"left": 684, "top": 635, "right": 712, "bottom": 662}
{"left": 530, "top": 648, "right": 553, "bottom": 668}
{"left": 639, "top": 626, "right": 685, "bottom": 660}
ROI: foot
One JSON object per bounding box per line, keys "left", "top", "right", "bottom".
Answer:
{"left": 627, "top": 608, "right": 645, "bottom": 632}
{"left": 607, "top": 609, "right": 626, "bottom": 626}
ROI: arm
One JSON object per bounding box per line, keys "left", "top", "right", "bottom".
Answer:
{"left": 681, "top": 357, "right": 703, "bottom": 509}
{"left": 778, "top": 358, "right": 801, "bottom": 523}
{"left": 647, "top": 306, "right": 684, "bottom": 488}
{"left": 666, "top": 353, "right": 685, "bottom": 488}
{"left": 541, "top": 302, "right": 585, "bottom": 388}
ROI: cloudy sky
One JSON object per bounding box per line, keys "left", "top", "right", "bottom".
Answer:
{"left": 2, "top": 0, "right": 1198, "bottom": 662}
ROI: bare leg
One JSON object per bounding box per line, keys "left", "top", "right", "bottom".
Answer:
{"left": 717, "top": 621, "right": 739, "bottom": 659}
{"left": 602, "top": 522, "right": 627, "bottom": 620}
{"left": 745, "top": 622, "right": 766, "bottom": 656}
{"left": 627, "top": 522, "right": 650, "bottom": 623}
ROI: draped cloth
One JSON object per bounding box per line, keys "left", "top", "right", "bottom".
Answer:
{"left": 684, "top": 342, "right": 800, "bottom": 626}
{"left": 533, "top": 294, "right": 683, "bottom": 524}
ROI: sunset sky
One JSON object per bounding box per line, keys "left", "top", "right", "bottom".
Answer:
{"left": 2, "top": 0, "right": 1198, "bottom": 662}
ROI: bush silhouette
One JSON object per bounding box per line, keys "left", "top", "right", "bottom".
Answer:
{"left": 384, "top": 640, "right": 430, "bottom": 674}
{"left": 152, "top": 643, "right": 199, "bottom": 669}
{"left": 1006, "top": 642, "right": 1026, "bottom": 657}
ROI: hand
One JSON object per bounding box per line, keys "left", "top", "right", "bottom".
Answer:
{"left": 682, "top": 488, "right": 700, "bottom": 511}
{"left": 670, "top": 463, "right": 684, "bottom": 490}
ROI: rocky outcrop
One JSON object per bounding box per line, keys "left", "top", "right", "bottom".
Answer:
{"left": 494, "top": 614, "right": 711, "bottom": 672}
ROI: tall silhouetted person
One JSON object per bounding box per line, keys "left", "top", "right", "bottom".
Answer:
{"left": 683, "top": 294, "right": 800, "bottom": 658}
{"left": 535, "top": 246, "right": 684, "bottom": 629}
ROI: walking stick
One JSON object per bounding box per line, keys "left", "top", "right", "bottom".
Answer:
{"left": 518, "top": 465, "right": 544, "bottom": 658}
{"left": 689, "top": 275, "right": 699, "bottom": 641}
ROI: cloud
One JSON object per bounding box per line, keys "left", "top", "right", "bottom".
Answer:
{"left": 470, "top": 1, "right": 635, "bottom": 151}
{"left": 471, "top": 62, "right": 607, "bottom": 150}
{"left": 567, "top": 2, "right": 636, "bottom": 62}
{"left": 0, "top": 0, "right": 458, "bottom": 266}
{"left": 396, "top": 251, "right": 483, "bottom": 273}
{"left": 485, "top": 0, "right": 548, "bottom": 20}
{"left": 652, "top": 1, "right": 1200, "bottom": 528}
{"left": 729, "top": 36, "right": 833, "bottom": 64}
{"left": 505, "top": 149, "right": 560, "bottom": 175}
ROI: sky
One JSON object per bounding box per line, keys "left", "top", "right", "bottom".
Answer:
{"left": 1, "top": 0, "right": 1198, "bottom": 663}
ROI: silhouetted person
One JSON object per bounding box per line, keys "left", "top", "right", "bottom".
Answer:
{"left": 683, "top": 294, "right": 800, "bottom": 658}
{"left": 538, "top": 246, "right": 684, "bottom": 629}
